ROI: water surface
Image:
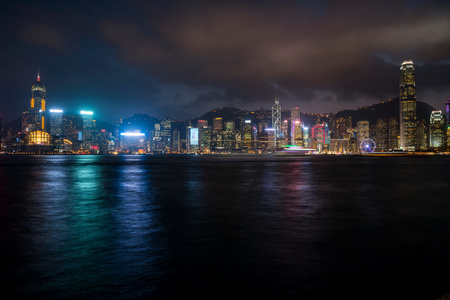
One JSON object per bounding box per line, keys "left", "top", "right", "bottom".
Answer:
{"left": 1, "top": 155, "right": 449, "bottom": 299}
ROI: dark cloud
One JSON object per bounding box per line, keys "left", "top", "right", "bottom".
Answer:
{"left": 1, "top": 0, "right": 450, "bottom": 123}
{"left": 20, "top": 25, "right": 66, "bottom": 50}
{"left": 99, "top": 1, "right": 450, "bottom": 103}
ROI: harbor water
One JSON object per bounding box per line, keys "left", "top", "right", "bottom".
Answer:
{"left": 1, "top": 154, "right": 449, "bottom": 299}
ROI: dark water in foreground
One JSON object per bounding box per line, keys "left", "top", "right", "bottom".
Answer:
{"left": 1, "top": 154, "right": 450, "bottom": 299}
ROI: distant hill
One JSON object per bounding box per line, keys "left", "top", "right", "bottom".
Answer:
{"left": 333, "top": 97, "right": 435, "bottom": 127}
{"left": 196, "top": 107, "right": 250, "bottom": 123}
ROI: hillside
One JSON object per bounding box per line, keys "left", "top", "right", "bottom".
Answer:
{"left": 333, "top": 97, "right": 435, "bottom": 127}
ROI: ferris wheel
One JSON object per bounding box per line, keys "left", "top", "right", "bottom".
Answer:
{"left": 360, "top": 139, "right": 376, "bottom": 153}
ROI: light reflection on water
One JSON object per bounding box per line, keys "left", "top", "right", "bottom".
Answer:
{"left": 0, "top": 155, "right": 450, "bottom": 299}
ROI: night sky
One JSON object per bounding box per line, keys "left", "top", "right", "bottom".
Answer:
{"left": 1, "top": 0, "right": 450, "bottom": 124}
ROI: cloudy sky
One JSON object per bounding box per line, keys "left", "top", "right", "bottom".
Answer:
{"left": 1, "top": 0, "right": 450, "bottom": 123}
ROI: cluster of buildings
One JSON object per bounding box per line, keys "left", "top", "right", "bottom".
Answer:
{"left": 1, "top": 60, "right": 449, "bottom": 154}
{"left": 1, "top": 72, "right": 106, "bottom": 153}
{"left": 183, "top": 60, "right": 449, "bottom": 154}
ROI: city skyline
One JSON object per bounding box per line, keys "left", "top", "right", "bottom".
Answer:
{"left": 1, "top": 0, "right": 450, "bottom": 124}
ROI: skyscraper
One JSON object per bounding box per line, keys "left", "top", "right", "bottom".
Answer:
{"left": 375, "top": 118, "right": 398, "bottom": 151}
{"left": 446, "top": 100, "right": 450, "bottom": 150}
{"left": 213, "top": 117, "right": 223, "bottom": 131}
{"left": 172, "top": 130, "right": 180, "bottom": 152}
{"left": 80, "top": 110, "right": 96, "bottom": 151}
{"left": 161, "top": 118, "right": 172, "bottom": 148}
{"left": 290, "top": 107, "right": 300, "bottom": 145}
{"left": 399, "top": 60, "right": 417, "bottom": 151}
{"left": 272, "top": 94, "right": 281, "bottom": 140}
{"left": 242, "top": 120, "right": 252, "bottom": 149}
{"left": 49, "top": 109, "right": 63, "bottom": 137}
{"left": 224, "top": 120, "right": 235, "bottom": 131}
{"left": 28, "top": 71, "right": 47, "bottom": 132}
{"left": 357, "top": 120, "right": 369, "bottom": 152}
{"left": 311, "top": 124, "right": 328, "bottom": 153}
{"left": 430, "top": 110, "right": 445, "bottom": 149}
{"left": 197, "top": 120, "right": 208, "bottom": 151}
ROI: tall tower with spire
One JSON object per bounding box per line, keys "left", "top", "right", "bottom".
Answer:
{"left": 399, "top": 60, "right": 417, "bottom": 151}
{"left": 272, "top": 94, "right": 282, "bottom": 141}
{"left": 30, "top": 70, "right": 47, "bottom": 131}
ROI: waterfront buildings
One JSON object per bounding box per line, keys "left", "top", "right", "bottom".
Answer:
{"left": 399, "top": 60, "right": 417, "bottom": 151}
{"left": 3, "top": 63, "right": 450, "bottom": 154}
{"left": 120, "top": 131, "right": 147, "bottom": 153}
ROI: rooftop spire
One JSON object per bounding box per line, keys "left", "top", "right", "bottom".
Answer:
{"left": 37, "top": 67, "right": 40, "bottom": 82}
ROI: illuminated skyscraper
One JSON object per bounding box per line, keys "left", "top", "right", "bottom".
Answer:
{"left": 357, "top": 120, "right": 369, "bottom": 152}
{"left": 376, "top": 118, "right": 398, "bottom": 151}
{"left": 272, "top": 94, "right": 282, "bottom": 140}
{"left": 200, "top": 126, "right": 212, "bottom": 152}
{"left": 161, "top": 118, "right": 172, "bottom": 148}
{"left": 375, "top": 118, "right": 388, "bottom": 151}
{"left": 186, "top": 125, "right": 195, "bottom": 152}
{"left": 49, "top": 109, "right": 63, "bottom": 137}
{"left": 242, "top": 120, "right": 252, "bottom": 149}
{"left": 225, "top": 120, "right": 235, "bottom": 131}
{"left": 416, "top": 119, "right": 428, "bottom": 150}
{"left": 172, "top": 130, "right": 180, "bottom": 152}
{"left": 446, "top": 100, "right": 450, "bottom": 150}
{"left": 197, "top": 120, "right": 208, "bottom": 151}
{"left": 198, "top": 120, "right": 208, "bottom": 130}
{"left": 213, "top": 117, "right": 223, "bottom": 130}
{"left": 80, "top": 110, "right": 96, "bottom": 151}
{"left": 27, "top": 71, "right": 47, "bottom": 131}
{"left": 266, "top": 128, "right": 276, "bottom": 149}
{"left": 331, "top": 116, "right": 352, "bottom": 139}
{"left": 311, "top": 124, "right": 328, "bottom": 153}
{"left": 430, "top": 110, "right": 444, "bottom": 149}
{"left": 290, "top": 107, "right": 301, "bottom": 145}
{"left": 399, "top": 60, "right": 417, "bottom": 151}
